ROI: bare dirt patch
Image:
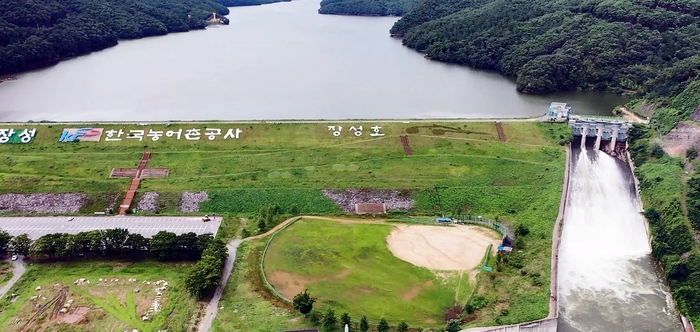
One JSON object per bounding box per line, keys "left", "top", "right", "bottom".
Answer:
{"left": 59, "top": 306, "right": 89, "bottom": 324}
{"left": 401, "top": 280, "right": 433, "bottom": 301}
{"left": 267, "top": 271, "right": 318, "bottom": 299}
{"left": 662, "top": 121, "right": 700, "bottom": 157}
{"left": 386, "top": 225, "right": 501, "bottom": 271}
{"left": 334, "top": 269, "right": 351, "bottom": 279}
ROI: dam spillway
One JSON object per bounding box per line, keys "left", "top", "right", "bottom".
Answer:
{"left": 557, "top": 147, "right": 683, "bottom": 332}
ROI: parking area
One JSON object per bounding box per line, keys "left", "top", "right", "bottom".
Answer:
{"left": 0, "top": 216, "right": 222, "bottom": 239}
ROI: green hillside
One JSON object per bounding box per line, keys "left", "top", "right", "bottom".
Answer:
{"left": 391, "top": 0, "right": 700, "bottom": 99}
{"left": 0, "top": 0, "right": 286, "bottom": 76}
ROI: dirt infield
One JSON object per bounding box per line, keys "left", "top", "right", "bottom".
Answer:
{"left": 386, "top": 224, "right": 502, "bottom": 271}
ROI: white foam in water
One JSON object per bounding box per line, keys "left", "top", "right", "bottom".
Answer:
{"left": 558, "top": 149, "right": 682, "bottom": 332}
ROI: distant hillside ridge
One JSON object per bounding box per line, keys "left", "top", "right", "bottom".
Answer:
{"left": 0, "top": 0, "right": 284, "bottom": 76}
{"left": 318, "top": 0, "right": 420, "bottom": 16}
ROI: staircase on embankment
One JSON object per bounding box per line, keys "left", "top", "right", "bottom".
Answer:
{"left": 118, "top": 151, "right": 152, "bottom": 215}
{"left": 400, "top": 135, "right": 412, "bottom": 156}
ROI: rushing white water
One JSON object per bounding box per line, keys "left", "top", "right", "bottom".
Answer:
{"left": 558, "top": 148, "right": 682, "bottom": 332}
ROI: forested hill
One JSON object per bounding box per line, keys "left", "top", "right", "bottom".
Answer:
{"left": 0, "top": 0, "right": 281, "bottom": 76}
{"left": 318, "top": 0, "right": 419, "bottom": 16}
{"left": 390, "top": 0, "right": 700, "bottom": 99}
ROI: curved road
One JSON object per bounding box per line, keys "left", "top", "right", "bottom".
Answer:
{"left": 0, "top": 256, "right": 27, "bottom": 300}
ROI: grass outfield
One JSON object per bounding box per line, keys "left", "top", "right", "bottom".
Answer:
{"left": 263, "top": 218, "right": 472, "bottom": 327}
{"left": 0, "top": 261, "right": 198, "bottom": 332}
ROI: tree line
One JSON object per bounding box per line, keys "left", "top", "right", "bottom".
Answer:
{"left": 0, "top": 228, "right": 229, "bottom": 300}
{"left": 0, "top": 0, "right": 292, "bottom": 76}
{"left": 389, "top": 0, "right": 700, "bottom": 101}
{"left": 318, "top": 0, "right": 419, "bottom": 16}
{"left": 1, "top": 228, "right": 215, "bottom": 261}
{"left": 291, "top": 289, "right": 462, "bottom": 332}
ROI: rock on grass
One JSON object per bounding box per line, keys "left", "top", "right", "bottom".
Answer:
{"left": 136, "top": 192, "right": 159, "bottom": 212}
{"left": 180, "top": 191, "right": 208, "bottom": 212}
{"left": 322, "top": 189, "right": 414, "bottom": 213}
{"left": 0, "top": 193, "right": 85, "bottom": 214}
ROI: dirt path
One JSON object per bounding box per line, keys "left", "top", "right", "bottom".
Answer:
{"left": 620, "top": 107, "right": 649, "bottom": 123}
{"left": 0, "top": 256, "right": 26, "bottom": 299}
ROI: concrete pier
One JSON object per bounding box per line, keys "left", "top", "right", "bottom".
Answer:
{"left": 569, "top": 115, "right": 632, "bottom": 153}
{"left": 594, "top": 126, "right": 603, "bottom": 150}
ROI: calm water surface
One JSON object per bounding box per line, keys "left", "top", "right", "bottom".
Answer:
{"left": 0, "top": 0, "right": 626, "bottom": 121}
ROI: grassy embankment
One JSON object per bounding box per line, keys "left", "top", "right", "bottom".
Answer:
{"left": 0, "top": 261, "right": 198, "bottom": 332}
{"left": 0, "top": 121, "right": 568, "bottom": 328}
{"left": 209, "top": 122, "right": 568, "bottom": 330}
{"left": 629, "top": 125, "right": 700, "bottom": 326}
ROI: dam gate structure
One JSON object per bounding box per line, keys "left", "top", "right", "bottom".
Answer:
{"left": 568, "top": 114, "right": 633, "bottom": 158}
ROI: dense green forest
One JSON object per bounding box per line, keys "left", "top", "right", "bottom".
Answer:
{"left": 390, "top": 0, "right": 700, "bottom": 98}
{"left": 318, "top": 0, "right": 419, "bottom": 16}
{"left": 0, "top": 0, "right": 283, "bottom": 76}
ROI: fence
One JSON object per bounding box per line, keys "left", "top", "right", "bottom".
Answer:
{"left": 259, "top": 216, "right": 302, "bottom": 303}
{"left": 455, "top": 215, "right": 510, "bottom": 242}
{"left": 481, "top": 244, "right": 493, "bottom": 272}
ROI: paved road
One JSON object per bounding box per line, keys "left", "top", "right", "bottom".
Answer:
{"left": 0, "top": 216, "right": 222, "bottom": 239}
{"left": 0, "top": 256, "right": 26, "bottom": 300}
{"left": 197, "top": 239, "right": 243, "bottom": 332}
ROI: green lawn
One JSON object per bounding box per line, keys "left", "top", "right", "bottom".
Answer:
{"left": 0, "top": 261, "right": 198, "bottom": 332}
{"left": 263, "top": 218, "right": 469, "bottom": 327}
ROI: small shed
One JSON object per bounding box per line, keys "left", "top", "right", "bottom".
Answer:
{"left": 548, "top": 102, "right": 571, "bottom": 121}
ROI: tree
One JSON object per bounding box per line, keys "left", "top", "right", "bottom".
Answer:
{"left": 177, "top": 232, "right": 200, "bottom": 259}
{"left": 377, "top": 317, "right": 390, "bottom": 332}
{"left": 257, "top": 219, "right": 267, "bottom": 233}
{"left": 185, "top": 254, "right": 223, "bottom": 299}
{"left": 149, "top": 231, "right": 178, "bottom": 261}
{"left": 292, "top": 289, "right": 316, "bottom": 314}
{"left": 688, "top": 146, "right": 698, "bottom": 160}
{"left": 0, "top": 230, "right": 12, "bottom": 255}
{"left": 340, "top": 312, "right": 351, "bottom": 330}
{"left": 11, "top": 234, "right": 31, "bottom": 256}
{"left": 359, "top": 316, "right": 369, "bottom": 332}
{"left": 323, "top": 308, "right": 337, "bottom": 331}
{"left": 102, "top": 228, "right": 129, "bottom": 256}
{"left": 446, "top": 319, "right": 461, "bottom": 332}
{"left": 377, "top": 318, "right": 389, "bottom": 332}
{"left": 397, "top": 320, "right": 409, "bottom": 332}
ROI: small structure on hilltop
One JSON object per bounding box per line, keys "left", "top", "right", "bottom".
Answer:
{"left": 206, "top": 12, "right": 229, "bottom": 26}
{"left": 547, "top": 102, "right": 572, "bottom": 122}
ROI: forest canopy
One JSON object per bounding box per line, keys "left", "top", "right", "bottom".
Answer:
{"left": 0, "top": 0, "right": 281, "bottom": 75}
{"left": 318, "top": 0, "right": 419, "bottom": 16}
{"left": 390, "top": 0, "right": 700, "bottom": 98}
